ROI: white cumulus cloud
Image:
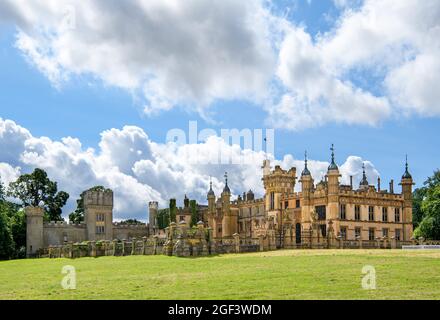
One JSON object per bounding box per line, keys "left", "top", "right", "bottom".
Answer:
{"left": 0, "top": 117, "right": 387, "bottom": 221}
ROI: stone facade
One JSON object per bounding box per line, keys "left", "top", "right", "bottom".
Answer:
{"left": 27, "top": 147, "right": 416, "bottom": 258}
{"left": 26, "top": 189, "right": 149, "bottom": 257}
{"left": 200, "top": 148, "right": 415, "bottom": 249}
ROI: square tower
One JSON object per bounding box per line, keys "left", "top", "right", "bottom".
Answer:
{"left": 84, "top": 189, "right": 114, "bottom": 241}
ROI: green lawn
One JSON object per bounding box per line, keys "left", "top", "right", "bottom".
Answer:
{"left": 0, "top": 249, "right": 439, "bottom": 300}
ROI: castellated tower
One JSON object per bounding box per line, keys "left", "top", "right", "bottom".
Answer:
{"left": 26, "top": 206, "right": 44, "bottom": 257}
{"left": 326, "top": 144, "right": 341, "bottom": 222}
{"left": 84, "top": 189, "right": 113, "bottom": 241}
{"left": 399, "top": 156, "right": 414, "bottom": 240}
{"left": 262, "top": 160, "right": 296, "bottom": 225}
{"left": 148, "top": 201, "right": 158, "bottom": 235}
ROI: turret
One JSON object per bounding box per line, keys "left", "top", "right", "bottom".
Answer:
{"left": 327, "top": 144, "right": 341, "bottom": 195}
{"left": 221, "top": 172, "right": 234, "bottom": 237}
{"left": 26, "top": 206, "right": 44, "bottom": 257}
{"left": 359, "top": 163, "right": 369, "bottom": 190}
{"left": 300, "top": 151, "right": 313, "bottom": 199}
{"left": 207, "top": 178, "right": 216, "bottom": 213}
{"left": 399, "top": 155, "right": 414, "bottom": 240}
{"left": 326, "top": 144, "right": 341, "bottom": 222}
{"left": 221, "top": 172, "right": 231, "bottom": 212}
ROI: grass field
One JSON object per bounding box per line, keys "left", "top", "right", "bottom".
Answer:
{"left": 1, "top": 249, "right": 440, "bottom": 300}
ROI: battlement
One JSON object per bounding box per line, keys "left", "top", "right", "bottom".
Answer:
{"left": 233, "top": 198, "right": 264, "bottom": 205}
{"left": 338, "top": 188, "right": 404, "bottom": 200}
{"left": 113, "top": 223, "right": 148, "bottom": 229}
{"left": 149, "top": 201, "right": 158, "bottom": 209}
{"left": 84, "top": 189, "right": 113, "bottom": 207}
{"left": 44, "top": 221, "right": 86, "bottom": 228}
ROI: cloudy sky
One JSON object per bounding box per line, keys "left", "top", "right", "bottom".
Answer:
{"left": 0, "top": 0, "right": 439, "bottom": 220}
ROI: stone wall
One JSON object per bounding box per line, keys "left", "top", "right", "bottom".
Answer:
{"left": 43, "top": 221, "right": 87, "bottom": 246}
{"left": 112, "top": 223, "right": 149, "bottom": 240}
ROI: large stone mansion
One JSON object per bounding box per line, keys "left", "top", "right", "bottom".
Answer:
{"left": 26, "top": 145, "right": 414, "bottom": 257}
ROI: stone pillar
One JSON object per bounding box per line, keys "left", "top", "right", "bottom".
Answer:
{"left": 122, "top": 239, "right": 127, "bottom": 256}
{"left": 376, "top": 238, "right": 381, "bottom": 249}
{"left": 233, "top": 233, "right": 240, "bottom": 253}
{"left": 153, "top": 235, "right": 159, "bottom": 255}
{"left": 131, "top": 238, "right": 137, "bottom": 255}
{"left": 259, "top": 234, "right": 264, "bottom": 252}
{"left": 142, "top": 236, "right": 147, "bottom": 255}
{"left": 90, "top": 241, "right": 96, "bottom": 257}
{"left": 112, "top": 239, "right": 118, "bottom": 256}
{"left": 391, "top": 237, "right": 397, "bottom": 249}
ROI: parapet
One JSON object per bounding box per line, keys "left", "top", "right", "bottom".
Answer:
{"left": 149, "top": 201, "right": 159, "bottom": 209}
{"left": 25, "top": 206, "right": 44, "bottom": 216}
{"left": 84, "top": 189, "right": 113, "bottom": 207}
{"left": 44, "top": 221, "right": 86, "bottom": 228}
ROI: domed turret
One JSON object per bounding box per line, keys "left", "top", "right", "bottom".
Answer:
{"left": 359, "top": 163, "right": 369, "bottom": 188}
{"left": 301, "top": 150, "right": 311, "bottom": 176}
{"left": 328, "top": 144, "right": 338, "bottom": 171}
{"left": 222, "top": 172, "right": 231, "bottom": 194}
{"left": 207, "top": 178, "right": 215, "bottom": 197}
{"left": 402, "top": 155, "right": 412, "bottom": 179}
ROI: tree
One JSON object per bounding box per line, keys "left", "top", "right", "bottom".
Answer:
{"left": 157, "top": 209, "right": 170, "bottom": 229}
{"left": 169, "top": 199, "right": 177, "bottom": 223}
{"left": 119, "top": 219, "right": 144, "bottom": 225}
{"left": 413, "top": 170, "right": 440, "bottom": 239}
{"left": 69, "top": 186, "right": 108, "bottom": 223}
{"left": 0, "top": 175, "right": 5, "bottom": 202}
{"left": 190, "top": 199, "right": 198, "bottom": 227}
{"left": 0, "top": 210, "right": 14, "bottom": 260}
{"left": 412, "top": 187, "right": 426, "bottom": 228}
{"left": 7, "top": 168, "right": 69, "bottom": 221}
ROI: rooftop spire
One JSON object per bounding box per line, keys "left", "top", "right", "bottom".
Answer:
{"left": 301, "top": 150, "right": 311, "bottom": 176}
{"left": 402, "top": 154, "right": 412, "bottom": 179}
{"left": 207, "top": 176, "right": 214, "bottom": 196}
{"left": 223, "top": 171, "right": 230, "bottom": 193}
{"left": 359, "top": 162, "right": 369, "bottom": 187}
{"left": 328, "top": 143, "right": 338, "bottom": 170}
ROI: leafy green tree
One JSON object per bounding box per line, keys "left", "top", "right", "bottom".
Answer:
{"left": 0, "top": 210, "right": 14, "bottom": 260}
{"left": 157, "top": 209, "right": 170, "bottom": 229}
{"left": 119, "top": 219, "right": 144, "bottom": 225}
{"left": 7, "top": 168, "right": 69, "bottom": 221}
{"left": 413, "top": 170, "right": 440, "bottom": 239}
{"left": 9, "top": 209, "right": 26, "bottom": 258}
{"left": 412, "top": 187, "right": 427, "bottom": 228}
{"left": 190, "top": 199, "right": 198, "bottom": 227}
{"left": 69, "top": 186, "right": 108, "bottom": 223}
{"left": 169, "top": 199, "right": 177, "bottom": 223}
{"left": 0, "top": 175, "right": 5, "bottom": 202}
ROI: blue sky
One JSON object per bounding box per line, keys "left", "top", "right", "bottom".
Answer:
{"left": 0, "top": 0, "right": 439, "bottom": 218}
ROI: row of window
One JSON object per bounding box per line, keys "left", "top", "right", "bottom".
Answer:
{"left": 339, "top": 204, "right": 401, "bottom": 222}
{"left": 340, "top": 227, "right": 401, "bottom": 241}
{"left": 96, "top": 213, "right": 105, "bottom": 222}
